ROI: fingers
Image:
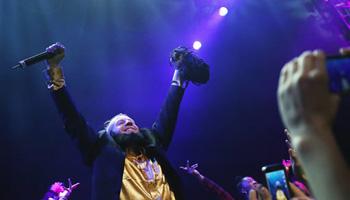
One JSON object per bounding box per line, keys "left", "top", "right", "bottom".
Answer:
{"left": 291, "top": 197, "right": 312, "bottom": 200}
{"left": 278, "top": 56, "right": 299, "bottom": 100}
{"left": 50, "top": 79, "right": 65, "bottom": 88}
{"left": 312, "top": 50, "right": 326, "bottom": 75}
{"left": 289, "top": 182, "right": 308, "bottom": 198}
{"left": 248, "top": 189, "right": 258, "bottom": 200}
{"left": 279, "top": 50, "right": 326, "bottom": 87}
{"left": 278, "top": 49, "right": 329, "bottom": 132}
{"left": 259, "top": 186, "right": 272, "bottom": 200}
{"left": 68, "top": 178, "right": 72, "bottom": 188}
{"left": 288, "top": 148, "right": 297, "bottom": 159}
{"left": 179, "top": 166, "right": 187, "bottom": 170}
{"left": 288, "top": 148, "right": 299, "bottom": 165}
{"left": 46, "top": 42, "right": 65, "bottom": 54}
{"left": 71, "top": 183, "right": 80, "bottom": 190}
{"left": 285, "top": 129, "right": 294, "bottom": 149}
{"left": 285, "top": 139, "right": 292, "bottom": 149}
{"left": 46, "top": 43, "right": 65, "bottom": 67}
{"left": 284, "top": 129, "right": 291, "bottom": 139}
{"left": 279, "top": 63, "right": 288, "bottom": 86}
{"left": 191, "top": 163, "right": 198, "bottom": 169}
{"left": 298, "top": 51, "right": 315, "bottom": 74}
{"left": 249, "top": 186, "right": 272, "bottom": 200}
{"left": 278, "top": 58, "right": 295, "bottom": 90}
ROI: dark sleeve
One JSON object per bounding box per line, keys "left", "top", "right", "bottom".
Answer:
{"left": 199, "top": 176, "right": 235, "bottom": 200}
{"left": 50, "top": 87, "right": 100, "bottom": 165}
{"left": 152, "top": 85, "right": 185, "bottom": 150}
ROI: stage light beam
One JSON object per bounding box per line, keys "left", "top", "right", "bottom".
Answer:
{"left": 193, "top": 41, "right": 202, "bottom": 50}
{"left": 219, "top": 7, "right": 228, "bottom": 16}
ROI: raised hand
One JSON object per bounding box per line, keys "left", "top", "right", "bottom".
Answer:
{"left": 278, "top": 50, "right": 349, "bottom": 200}
{"left": 58, "top": 178, "right": 80, "bottom": 200}
{"left": 179, "top": 160, "right": 199, "bottom": 175}
{"left": 46, "top": 42, "right": 65, "bottom": 67}
{"left": 278, "top": 50, "right": 339, "bottom": 139}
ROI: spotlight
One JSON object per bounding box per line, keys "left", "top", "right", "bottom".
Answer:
{"left": 193, "top": 41, "right": 202, "bottom": 50}
{"left": 219, "top": 7, "right": 228, "bottom": 16}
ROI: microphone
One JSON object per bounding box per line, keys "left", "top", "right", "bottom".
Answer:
{"left": 12, "top": 51, "right": 55, "bottom": 69}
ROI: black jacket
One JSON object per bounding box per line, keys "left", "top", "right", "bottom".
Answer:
{"left": 50, "top": 86, "right": 185, "bottom": 200}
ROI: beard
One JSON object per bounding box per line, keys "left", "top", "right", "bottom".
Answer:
{"left": 112, "top": 131, "right": 147, "bottom": 152}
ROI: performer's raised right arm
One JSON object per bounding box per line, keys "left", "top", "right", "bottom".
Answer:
{"left": 180, "top": 160, "right": 234, "bottom": 200}
{"left": 45, "top": 43, "right": 100, "bottom": 165}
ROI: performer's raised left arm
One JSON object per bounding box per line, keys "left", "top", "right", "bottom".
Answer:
{"left": 152, "top": 69, "right": 186, "bottom": 150}
{"left": 152, "top": 47, "right": 209, "bottom": 150}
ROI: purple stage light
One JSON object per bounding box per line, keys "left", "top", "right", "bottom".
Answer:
{"left": 219, "top": 7, "right": 228, "bottom": 16}
{"left": 193, "top": 41, "right": 202, "bottom": 50}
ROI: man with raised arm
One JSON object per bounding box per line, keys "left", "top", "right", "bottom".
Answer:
{"left": 43, "top": 43, "right": 209, "bottom": 200}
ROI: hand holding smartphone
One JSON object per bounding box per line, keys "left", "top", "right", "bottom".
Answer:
{"left": 262, "top": 164, "right": 291, "bottom": 200}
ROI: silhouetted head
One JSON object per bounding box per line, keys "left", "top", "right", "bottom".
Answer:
{"left": 237, "top": 176, "right": 261, "bottom": 199}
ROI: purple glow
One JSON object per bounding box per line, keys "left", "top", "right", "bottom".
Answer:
{"left": 219, "top": 7, "right": 228, "bottom": 16}
{"left": 193, "top": 41, "right": 202, "bottom": 50}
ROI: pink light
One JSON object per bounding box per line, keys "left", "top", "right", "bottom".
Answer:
{"left": 219, "top": 7, "right": 228, "bottom": 16}
{"left": 193, "top": 41, "right": 202, "bottom": 50}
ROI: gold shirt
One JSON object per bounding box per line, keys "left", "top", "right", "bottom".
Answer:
{"left": 120, "top": 154, "right": 175, "bottom": 200}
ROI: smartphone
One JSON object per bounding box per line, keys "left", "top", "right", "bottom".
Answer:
{"left": 262, "top": 164, "right": 291, "bottom": 200}
{"left": 326, "top": 55, "right": 350, "bottom": 94}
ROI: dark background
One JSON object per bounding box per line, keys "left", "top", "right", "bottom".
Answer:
{"left": 0, "top": 0, "right": 348, "bottom": 199}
